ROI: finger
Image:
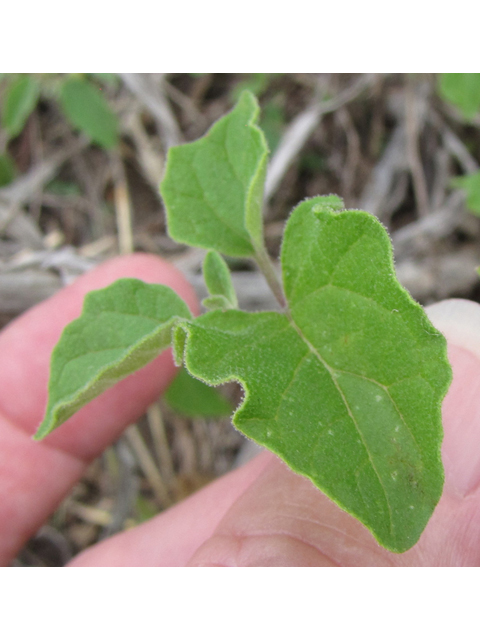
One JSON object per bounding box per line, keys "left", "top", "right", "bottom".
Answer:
{"left": 0, "top": 253, "right": 198, "bottom": 564}
{"left": 425, "top": 299, "right": 480, "bottom": 498}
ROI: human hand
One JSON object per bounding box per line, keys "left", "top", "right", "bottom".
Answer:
{"left": 1, "top": 254, "right": 479, "bottom": 566}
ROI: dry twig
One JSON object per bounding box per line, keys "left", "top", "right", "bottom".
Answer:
{"left": 265, "top": 74, "right": 376, "bottom": 200}
{"left": 112, "top": 156, "right": 134, "bottom": 254}
{"left": 120, "top": 73, "right": 183, "bottom": 150}
{"left": 405, "top": 79, "right": 430, "bottom": 217}
{"left": 125, "top": 424, "right": 172, "bottom": 508}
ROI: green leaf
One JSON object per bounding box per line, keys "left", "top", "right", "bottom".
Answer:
{"left": 59, "top": 77, "right": 119, "bottom": 149}
{"left": 438, "top": 73, "right": 480, "bottom": 120}
{"left": 175, "top": 197, "right": 451, "bottom": 552}
{"left": 203, "top": 250, "right": 237, "bottom": 308}
{"left": 451, "top": 171, "right": 480, "bottom": 215}
{"left": 164, "top": 366, "right": 231, "bottom": 418}
{"left": 0, "top": 152, "right": 16, "bottom": 187}
{"left": 1, "top": 75, "right": 39, "bottom": 138}
{"left": 160, "top": 90, "right": 269, "bottom": 257}
{"left": 35, "top": 279, "right": 191, "bottom": 440}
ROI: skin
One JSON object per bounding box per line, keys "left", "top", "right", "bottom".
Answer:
{"left": 1, "top": 254, "right": 480, "bottom": 566}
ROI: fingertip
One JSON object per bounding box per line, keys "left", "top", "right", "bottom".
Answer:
{"left": 426, "top": 298, "right": 480, "bottom": 359}
{"left": 426, "top": 299, "right": 480, "bottom": 497}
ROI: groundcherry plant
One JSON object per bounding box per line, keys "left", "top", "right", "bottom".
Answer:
{"left": 35, "top": 91, "right": 452, "bottom": 553}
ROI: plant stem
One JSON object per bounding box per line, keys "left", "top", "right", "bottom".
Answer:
{"left": 254, "top": 244, "right": 286, "bottom": 308}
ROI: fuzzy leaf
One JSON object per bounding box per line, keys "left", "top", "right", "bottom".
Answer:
{"left": 203, "top": 250, "right": 237, "bottom": 308}
{"left": 1, "top": 75, "right": 39, "bottom": 138}
{"left": 175, "top": 198, "right": 451, "bottom": 552}
{"left": 439, "top": 73, "right": 480, "bottom": 120}
{"left": 35, "top": 279, "right": 191, "bottom": 440}
{"left": 164, "top": 366, "right": 231, "bottom": 418}
{"left": 59, "top": 77, "right": 119, "bottom": 149}
{"left": 160, "top": 91, "right": 268, "bottom": 257}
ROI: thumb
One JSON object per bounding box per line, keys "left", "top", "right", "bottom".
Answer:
{"left": 187, "top": 299, "right": 480, "bottom": 566}
{"left": 425, "top": 299, "right": 480, "bottom": 498}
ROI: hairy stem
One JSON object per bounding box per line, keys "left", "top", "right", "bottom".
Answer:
{"left": 254, "top": 244, "right": 286, "bottom": 308}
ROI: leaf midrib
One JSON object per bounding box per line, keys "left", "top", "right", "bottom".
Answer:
{"left": 169, "top": 180, "right": 250, "bottom": 247}
{"left": 286, "top": 313, "right": 395, "bottom": 536}
{"left": 186, "top": 150, "right": 253, "bottom": 248}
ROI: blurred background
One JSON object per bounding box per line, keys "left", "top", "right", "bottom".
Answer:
{"left": 2, "top": 72, "right": 480, "bottom": 565}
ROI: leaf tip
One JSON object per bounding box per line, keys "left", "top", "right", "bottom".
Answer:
{"left": 32, "top": 418, "right": 51, "bottom": 441}
{"left": 236, "top": 88, "right": 260, "bottom": 113}
{"left": 310, "top": 194, "right": 345, "bottom": 214}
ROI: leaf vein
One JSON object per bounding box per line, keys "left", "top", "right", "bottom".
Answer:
{"left": 187, "top": 150, "right": 252, "bottom": 245}
{"left": 273, "top": 350, "right": 311, "bottom": 426}
{"left": 288, "top": 315, "right": 394, "bottom": 535}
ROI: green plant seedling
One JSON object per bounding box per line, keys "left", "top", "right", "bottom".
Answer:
{"left": 451, "top": 171, "right": 480, "bottom": 216}
{"left": 1, "top": 74, "right": 40, "bottom": 138}
{"left": 0, "top": 73, "right": 119, "bottom": 151}
{"left": 438, "top": 73, "right": 480, "bottom": 120}
{"left": 0, "top": 153, "right": 16, "bottom": 187}
{"left": 35, "top": 91, "right": 452, "bottom": 553}
{"left": 59, "top": 76, "right": 119, "bottom": 149}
